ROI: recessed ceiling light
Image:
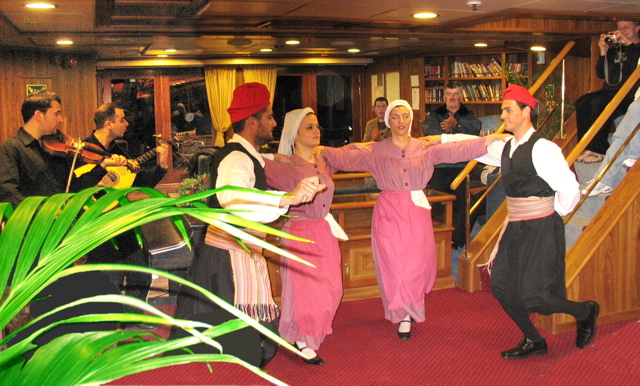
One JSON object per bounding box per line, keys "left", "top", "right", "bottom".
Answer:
{"left": 413, "top": 12, "right": 438, "bottom": 19}
{"left": 474, "top": 43, "right": 488, "bottom": 47}
{"left": 348, "top": 48, "right": 360, "bottom": 53}
{"left": 26, "top": 3, "right": 56, "bottom": 9}
{"left": 531, "top": 46, "right": 546, "bottom": 52}
{"left": 260, "top": 48, "right": 273, "bottom": 52}
{"left": 164, "top": 49, "right": 176, "bottom": 53}
{"left": 285, "top": 40, "right": 300, "bottom": 45}
{"left": 157, "top": 54, "right": 168, "bottom": 57}
{"left": 56, "top": 40, "right": 73, "bottom": 45}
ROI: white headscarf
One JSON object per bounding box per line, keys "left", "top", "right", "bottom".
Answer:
{"left": 384, "top": 100, "right": 413, "bottom": 137}
{"left": 277, "top": 107, "right": 315, "bottom": 157}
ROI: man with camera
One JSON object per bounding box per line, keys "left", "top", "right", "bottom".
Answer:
{"left": 574, "top": 19, "right": 640, "bottom": 164}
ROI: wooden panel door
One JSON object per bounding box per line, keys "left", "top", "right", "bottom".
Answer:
{"left": 341, "top": 238, "right": 377, "bottom": 289}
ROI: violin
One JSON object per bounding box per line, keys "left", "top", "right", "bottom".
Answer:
{"left": 41, "top": 131, "right": 111, "bottom": 164}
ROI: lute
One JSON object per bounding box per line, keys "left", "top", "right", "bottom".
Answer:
{"left": 74, "top": 137, "right": 190, "bottom": 189}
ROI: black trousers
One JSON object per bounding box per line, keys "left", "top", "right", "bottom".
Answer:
{"left": 85, "top": 230, "right": 152, "bottom": 313}
{"left": 170, "top": 232, "right": 279, "bottom": 366}
{"left": 492, "top": 215, "right": 588, "bottom": 343}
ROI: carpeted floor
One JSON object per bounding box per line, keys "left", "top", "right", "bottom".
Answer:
{"left": 112, "top": 288, "right": 640, "bottom": 385}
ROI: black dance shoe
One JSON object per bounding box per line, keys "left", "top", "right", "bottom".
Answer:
{"left": 397, "top": 320, "right": 412, "bottom": 340}
{"left": 576, "top": 300, "right": 600, "bottom": 349}
{"left": 303, "top": 355, "right": 326, "bottom": 366}
{"left": 501, "top": 338, "right": 548, "bottom": 359}
{"left": 296, "top": 343, "right": 326, "bottom": 366}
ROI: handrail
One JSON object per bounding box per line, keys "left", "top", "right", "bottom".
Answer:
{"left": 565, "top": 64, "right": 640, "bottom": 166}
{"left": 564, "top": 121, "right": 640, "bottom": 223}
{"left": 450, "top": 40, "right": 576, "bottom": 191}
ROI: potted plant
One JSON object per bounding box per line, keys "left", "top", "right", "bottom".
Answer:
{"left": 0, "top": 185, "right": 313, "bottom": 385}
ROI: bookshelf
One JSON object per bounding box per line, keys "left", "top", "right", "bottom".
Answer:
{"left": 423, "top": 51, "right": 532, "bottom": 117}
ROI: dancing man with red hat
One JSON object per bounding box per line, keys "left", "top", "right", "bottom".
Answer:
{"left": 170, "top": 82, "right": 325, "bottom": 367}
{"left": 443, "top": 84, "right": 600, "bottom": 358}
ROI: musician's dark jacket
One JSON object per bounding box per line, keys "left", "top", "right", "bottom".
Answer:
{"left": 81, "top": 133, "right": 167, "bottom": 306}
{"left": 0, "top": 127, "right": 107, "bottom": 207}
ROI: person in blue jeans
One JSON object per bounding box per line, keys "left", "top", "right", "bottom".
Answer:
{"left": 585, "top": 86, "right": 640, "bottom": 196}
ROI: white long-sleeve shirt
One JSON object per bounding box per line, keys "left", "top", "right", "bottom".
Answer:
{"left": 215, "top": 134, "right": 287, "bottom": 223}
{"left": 442, "top": 129, "right": 580, "bottom": 216}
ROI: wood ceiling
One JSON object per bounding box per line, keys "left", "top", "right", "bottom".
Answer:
{"left": 0, "top": 1, "right": 638, "bottom": 63}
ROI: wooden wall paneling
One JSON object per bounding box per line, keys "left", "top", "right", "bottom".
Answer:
{"left": 155, "top": 75, "right": 173, "bottom": 171}
{"left": 467, "top": 17, "right": 616, "bottom": 37}
{"left": 56, "top": 57, "right": 99, "bottom": 140}
{"left": 302, "top": 72, "right": 317, "bottom": 113}
{"left": 0, "top": 48, "right": 97, "bottom": 145}
{"left": 1, "top": 50, "right": 26, "bottom": 144}
{"left": 407, "top": 57, "right": 425, "bottom": 137}
{"left": 362, "top": 57, "right": 404, "bottom": 140}
{"left": 542, "top": 50, "right": 592, "bottom": 108}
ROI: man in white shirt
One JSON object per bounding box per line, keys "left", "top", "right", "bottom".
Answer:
{"left": 479, "top": 85, "right": 600, "bottom": 359}
{"left": 171, "top": 82, "right": 324, "bottom": 366}
{"left": 440, "top": 85, "right": 600, "bottom": 359}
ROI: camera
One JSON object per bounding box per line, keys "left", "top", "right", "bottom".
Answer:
{"left": 604, "top": 32, "right": 618, "bottom": 44}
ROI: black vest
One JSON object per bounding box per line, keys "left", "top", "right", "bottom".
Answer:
{"left": 207, "top": 142, "right": 268, "bottom": 208}
{"left": 501, "top": 132, "right": 554, "bottom": 198}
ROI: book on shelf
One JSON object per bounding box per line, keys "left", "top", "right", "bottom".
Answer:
{"left": 450, "top": 59, "right": 503, "bottom": 78}
{"left": 425, "top": 88, "right": 445, "bottom": 102}
{"left": 425, "top": 64, "right": 444, "bottom": 78}
{"left": 504, "top": 62, "right": 529, "bottom": 76}
{"left": 459, "top": 83, "right": 502, "bottom": 102}
{"left": 489, "top": 58, "right": 503, "bottom": 75}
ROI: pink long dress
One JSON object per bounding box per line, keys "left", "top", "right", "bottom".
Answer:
{"left": 264, "top": 154, "right": 342, "bottom": 350}
{"left": 324, "top": 137, "right": 487, "bottom": 323}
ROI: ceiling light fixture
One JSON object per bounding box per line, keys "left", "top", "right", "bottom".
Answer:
{"left": 260, "top": 48, "right": 273, "bottom": 52}
{"left": 474, "top": 43, "right": 488, "bottom": 47}
{"left": 26, "top": 3, "right": 56, "bottom": 9}
{"left": 467, "top": 1, "right": 481, "bottom": 11}
{"left": 348, "top": 48, "right": 360, "bottom": 53}
{"left": 164, "top": 49, "right": 177, "bottom": 53}
{"left": 56, "top": 40, "right": 73, "bottom": 45}
{"left": 531, "top": 46, "right": 546, "bottom": 52}
{"left": 157, "top": 54, "right": 168, "bottom": 57}
{"left": 285, "top": 40, "right": 300, "bottom": 45}
{"left": 413, "top": 12, "right": 438, "bottom": 19}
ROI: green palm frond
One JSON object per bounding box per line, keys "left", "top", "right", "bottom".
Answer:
{"left": 0, "top": 185, "right": 310, "bottom": 385}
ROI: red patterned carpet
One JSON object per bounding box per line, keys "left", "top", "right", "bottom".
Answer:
{"left": 111, "top": 289, "right": 639, "bottom": 385}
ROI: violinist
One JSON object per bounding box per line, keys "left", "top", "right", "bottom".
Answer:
{"left": 0, "top": 91, "right": 127, "bottom": 207}
{"left": 83, "top": 102, "right": 169, "bottom": 330}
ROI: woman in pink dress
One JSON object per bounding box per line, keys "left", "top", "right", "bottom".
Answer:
{"left": 322, "top": 100, "right": 503, "bottom": 340}
{"left": 264, "top": 108, "right": 347, "bottom": 365}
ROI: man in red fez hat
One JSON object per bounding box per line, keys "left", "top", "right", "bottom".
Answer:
{"left": 479, "top": 84, "right": 600, "bottom": 359}
{"left": 171, "top": 82, "right": 325, "bottom": 367}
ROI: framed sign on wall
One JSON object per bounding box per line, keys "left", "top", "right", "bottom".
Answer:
{"left": 26, "top": 84, "right": 47, "bottom": 95}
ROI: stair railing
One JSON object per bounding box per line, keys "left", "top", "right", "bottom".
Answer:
{"left": 564, "top": 120, "right": 640, "bottom": 223}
